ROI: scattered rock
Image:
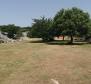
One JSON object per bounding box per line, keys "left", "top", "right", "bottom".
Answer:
{"left": 51, "top": 79, "right": 59, "bottom": 84}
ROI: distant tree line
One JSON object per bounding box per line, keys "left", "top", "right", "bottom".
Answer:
{"left": 28, "top": 7, "right": 91, "bottom": 43}
{"left": 0, "top": 24, "right": 30, "bottom": 39}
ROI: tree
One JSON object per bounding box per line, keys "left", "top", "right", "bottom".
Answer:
{"left": 54, "top": 7, "right": 90, "bottom": 43}
{"left": 53, "top": 9, "right": 65, "bottom": 38}
{"left": 0, "top": 24, "right": 22, "bottom": 39}
{"left": 29, "top": 17, "right": 54, "bottom": 41}
{"left": 85, "top": 21, "right": 91, "bottom": 40}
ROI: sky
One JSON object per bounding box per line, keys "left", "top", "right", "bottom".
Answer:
{"left": 0, "top": 0, "right": 91, "bottom": 27}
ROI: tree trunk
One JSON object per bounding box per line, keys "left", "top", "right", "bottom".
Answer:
{"left": 63, "top": 35, "right": 64, "bottom": 41}
{"left": 70, "top": 35, "right": 73, "bottom": 44}
{"left": 49, "top": 37, "right": 54, "bottom": 41}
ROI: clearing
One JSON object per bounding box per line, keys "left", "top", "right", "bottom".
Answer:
{"left": 0, "top": 40, "right": 91, "bottom": 84}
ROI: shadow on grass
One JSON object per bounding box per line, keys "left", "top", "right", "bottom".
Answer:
{"left": 30, "top": 40, "right": 89, "bottom": 45}
{"left": 46, "top": 40, "right": 90, "bottom": 45}
{"left": 30, "top": 40, "right": 44, "bottom": 43}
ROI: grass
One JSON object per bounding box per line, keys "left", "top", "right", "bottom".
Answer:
{"left": 0, "top": 40, "right": 91, "bottom": 84}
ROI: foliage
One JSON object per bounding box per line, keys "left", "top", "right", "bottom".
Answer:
{"left": 54, "top": 7, "right": 90, "bottom": 43}
{"left": 0, "top": 24, "right": 22, "bottom": 39}
{"left": 28, "top": 17, "right": 54, "bottom": 41}
{"left": 21, "top": 27, "right": 31, "bottom": 32}
{"left": 85, "top": 21, "right": 91, "bottom": 40}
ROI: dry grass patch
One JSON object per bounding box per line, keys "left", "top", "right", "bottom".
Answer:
{"left": 0, "top": 41, "right": 91, "bottom": 84}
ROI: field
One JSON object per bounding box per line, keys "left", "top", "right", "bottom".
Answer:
{"left": 0, "top": 40, "right": 91, "bottom": 84}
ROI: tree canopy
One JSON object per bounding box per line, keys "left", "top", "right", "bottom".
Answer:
{"left": 54, "top": 7, "right": 90, "bottom": 43}
{"left": 0, "top": 24, "right": 22, "bottom": 39}
{"left": 28, "top": 17, "right": 54, "bottom": 41}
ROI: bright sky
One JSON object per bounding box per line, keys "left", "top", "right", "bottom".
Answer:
{"left": 0, "top": 0, "right": 91, "bottom": 27}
